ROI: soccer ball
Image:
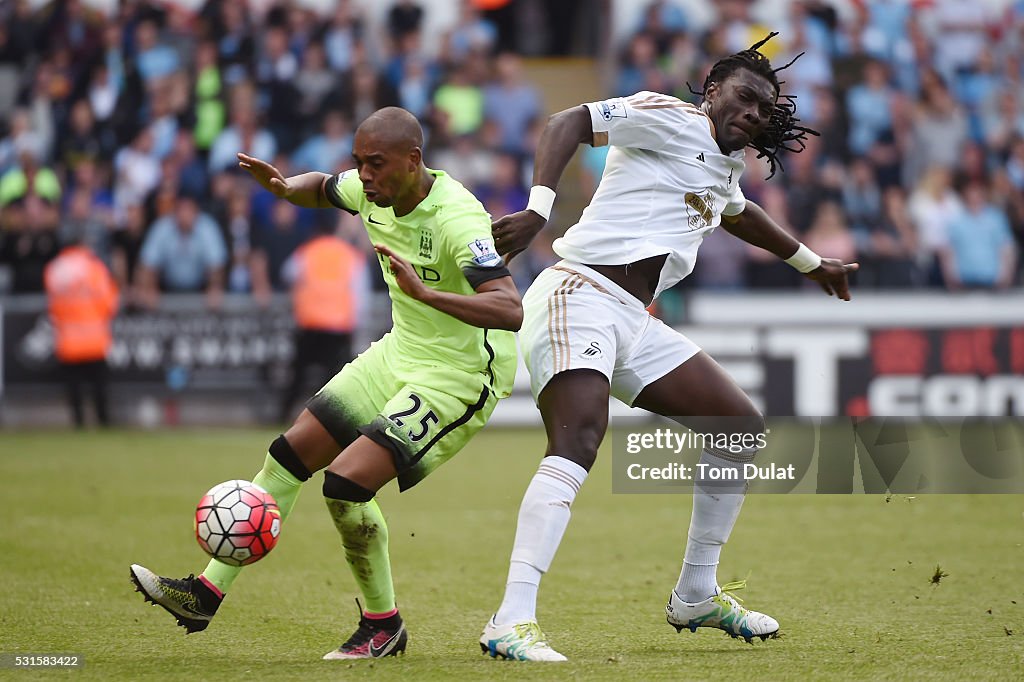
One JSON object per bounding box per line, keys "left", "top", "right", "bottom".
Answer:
{"left": 194, "top": 480, "right": 281, "bottom": 566}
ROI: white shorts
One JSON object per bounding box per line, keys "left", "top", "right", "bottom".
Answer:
{"left": 520, "top": 260, "right": 701, "bottom": 406}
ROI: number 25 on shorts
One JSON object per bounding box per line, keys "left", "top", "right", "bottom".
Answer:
{"left": 387, "top": 393, "right": 439, "bottom": 443}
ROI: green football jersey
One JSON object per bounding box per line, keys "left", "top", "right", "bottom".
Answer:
{"left": 325, "top": 168, "right": 516, "bottom": 398}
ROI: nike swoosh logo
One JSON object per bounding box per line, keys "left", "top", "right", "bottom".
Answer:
{"left": 384, "top": 426, "right": 403, "bottom": 442}
{"left": 178, "top": 599, "right": 209, "bottom": 618}
{"left": 368, "top": 215, "right": 385, "bottom": 225}
{"left": 368, "top": 628, "right": 404, "bottom": 657}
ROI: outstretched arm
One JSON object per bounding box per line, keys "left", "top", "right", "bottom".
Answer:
{"left": 491, "top": 106, "right": 592, "bottom": 262}
{"left": 721, "top": 201, "right": 860, "bottom": 300}
{"left": 237, "top": 153, "right": 333, "bottom": 208}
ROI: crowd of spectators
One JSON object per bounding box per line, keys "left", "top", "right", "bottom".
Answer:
{"left": 0, "top": 0, "right": 546, "bottom": 308}
{"left": 614, "top": 0, "right": 1023, "bottom": 293}
{"left": 1, "top": 0, "right": 1022, "bottom": 316}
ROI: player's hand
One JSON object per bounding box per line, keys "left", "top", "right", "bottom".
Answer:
{"left": 492, "top": 210, "right": 546, "bottom": 264}
{"left": 804, "top": 258, "right": 859, "bottom": 300}
{"left": 237, "top": 153, "right": 290, "bottom": 198}
{"left": 375, "top": 244, "right": 428, "bottom": 300}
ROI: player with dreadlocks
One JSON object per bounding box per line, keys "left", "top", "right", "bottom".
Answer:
{"left": 478, "top": 34, "right": 859, "bottom": 661}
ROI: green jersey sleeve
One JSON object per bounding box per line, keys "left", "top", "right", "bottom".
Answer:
{"left": 441, "top": 205, "right": 512, "bottom": 289}
{"left": 324, "top": 169, "right": 363, "bottom": 215}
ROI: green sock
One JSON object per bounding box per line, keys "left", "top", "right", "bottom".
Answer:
{"left": 201, "top": 453, "right": 304, "bottom": 594}
{"left": 324, "top": 497, "right": 396, "bottom": 614}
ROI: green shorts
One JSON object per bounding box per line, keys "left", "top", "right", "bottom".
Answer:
{"left": 306, "top": 333, "right": 499, "bottom": 491}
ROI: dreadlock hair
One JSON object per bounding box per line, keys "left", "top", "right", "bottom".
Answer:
{"left": 689, "top": 32, "right": 819, "bottom": 178}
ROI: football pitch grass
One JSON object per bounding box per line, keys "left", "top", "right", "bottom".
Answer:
{"left": 2, "top": 428, "right": 1022, "bottom": 680}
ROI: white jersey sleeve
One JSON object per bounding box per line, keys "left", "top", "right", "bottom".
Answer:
{"left": 722, "top": 172, "right": 747, "bottom": 216}
{"left": 584, "top": 92, "right": 715, "bottom": 151}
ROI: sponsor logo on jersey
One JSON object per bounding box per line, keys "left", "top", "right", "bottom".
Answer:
{"left": 599, "top": 98, "right": 628, "bottom": 121}
{"left": 684, "top": 189, "right": 716, "bottom": 230}
{"left": 468, "top": 238, "right": 502, "bottom": 267}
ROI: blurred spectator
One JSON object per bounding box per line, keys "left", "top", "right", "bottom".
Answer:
{"left": 483, "top": 53, "right": 542, "bottom": 155}
{"left": 223, "top": 193, "right": 257, "bottom": 297}
{"left": 0, "top": 110, "right": 40, "bottom": 174}
{"left": 26, "top": 61, "right": 58, "bottom": 163}
{"left": 58, "top": 100, "right": 103, "bottom": 172}
{"left": 842, "top": 159, "right": 883, "bottom": 242}
{"left": 291, "top": 111, "right": 353, "bottom": 174}
{"left": 446, "top": 0, "right": 497, "bottom": 61}
{"left": 982, "top": 88, "right": 1024, "bottom": 155}
{"left": 146, "top": 83, "right": 181, "bottom": 161}
{"left": 251, "top": 200, "right": 312, "bottom": 293}
{"left": 431, "top": 133, "right": 495, "bottom": 189}
{"left": 396, "top": 54, "right": 435, "bottom": 120}
{"left": 903, "top": 70, "right": 968, "bottom": 187}
{"left": 957, "top": 47, "right": 1002, "bottom": 142}
{"left": 60, "top": 186, "right": 110, "bottom": 264}
{"left": 693, "top": 226, "right": 748, "bottom": 290}
{"left": 133, "top": 19, "right": 180, "bottom": 85}
{"left": 857, "top": 186, "right": 918, "bottom": 288}
{"left": 803, "top": 201, "right": 858, "bottom": 287}
{"left": 323, "top": 0, "right": 365, "bottom": 73}
{"left": 136, "top": 194, "right": 227, "bottom": 308}
{"left": 433, "top": 64, "right": 484, "bottom": 139}
{"left": 44, "top": 231, "right": 118, "bottom": 428}
{"left": 909, "top": 166, "right": 961, "bottom": 287}
{"left": 113, "top": 128, "right": 160, "bottom": 212}
{"left": 616, "top": 33, "right": 659, "bottom": 96}
{"left": 208, "top": 83, "right": 277, "bottom": 173}
{"left": 846, "top": 59, "right": 895, "bottom": 157}
{"left": 940, "top": 178, "right": 1018, "bottom": 290}
{"left": 928, "top": 0, "right": 993, "bottom": 81}
{"left": 192, "top": 40, "right": 226, "bottom": 153}
{"left": 388, "top": 0, "right": 424, "bottom": 43}
{"left": 637, "top": 0, "right": 689, "bottom": 54}
{"left": 110, "top": 202, "right": 146, "bottom": 303}
{"left": 477, "top": 152, "right": 526, "bottom": 218}
{"left": 277, "top": 223, "right": 367, "bottom": 423}
{"left": 212, "top": 1, "right": 255, "bottom": 85}
{"left": 0, "top": 195, "right": 61, "bottom": 293}
{"left": 745, "top": 184, "right": 801, "bottom": 289}
{"left": 0, "top": 143, "right": 61, "bottom": 207}
{"left": 257, "top": 26, "right": 302, "bottom": 152}
{"left": 334, "top": 61, "right": 399, "bottom": 128}
{"left": 87, "top": 64, "right": 119, "bottom": 128}
{"left": 169, "top": 130, "right": 209, "bottom": 203}
{"left": 294, "top": 41, "right": 335, "bottom": 128}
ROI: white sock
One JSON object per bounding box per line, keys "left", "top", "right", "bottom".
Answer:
{"left": 676, "top": 448, "right": 750, "bottom": 603}
{"left": 494, "top": 456, "right": 588, "bottom": 625}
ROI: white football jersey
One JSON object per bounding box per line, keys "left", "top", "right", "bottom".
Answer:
{"left": 552, "top": 91, "right": 748, "bottom": 300}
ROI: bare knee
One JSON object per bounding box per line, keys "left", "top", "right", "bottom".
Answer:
{"left": 538, "top": 370, "right": 610, "bottom": 472}
{"left": 282, "top": 409, "right": 343, "bottom": 474}
{"left": 545, "top": 419, "right": 604, "bottom": 470}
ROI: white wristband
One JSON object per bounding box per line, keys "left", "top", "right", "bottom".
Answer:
{"left": 785, "top": 243, "right": 822, "bottom": 273}
{"left": 526, "top": 185, "right": 556, "bottom": 221}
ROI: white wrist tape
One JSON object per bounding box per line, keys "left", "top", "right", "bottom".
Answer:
{"left": 785, "top": 243, "right": 822, "bottom": 273}
{"left": 526, "top": 185, "right": 556, "bottom": 221}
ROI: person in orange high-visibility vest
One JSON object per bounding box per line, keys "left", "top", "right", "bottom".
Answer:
{"left": 279, "top": 223, "right": 368, "bottom": 423}
{"left": 44, "top": 234, "right": 120, "bottom": 427}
